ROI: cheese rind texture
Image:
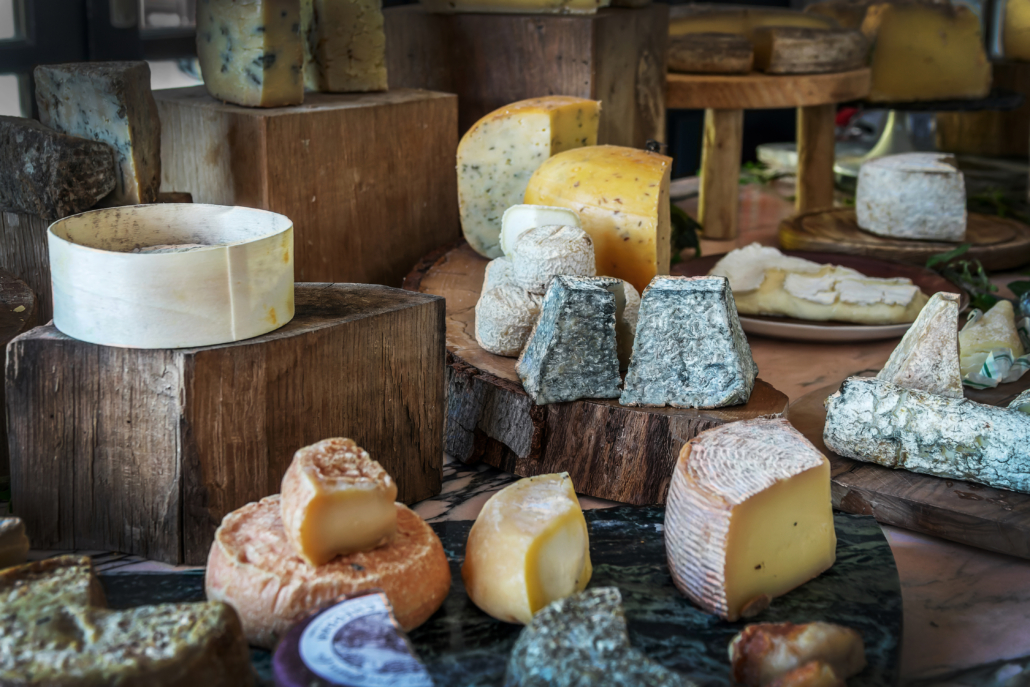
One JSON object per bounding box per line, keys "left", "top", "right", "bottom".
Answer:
{"left": 856, "top": 153, "right": 967, "bottom": 241}
{"left": 668, "top": 33, "right": 753, "bottom": 74}
{"left": 824, "top": 377, "right": 1030, "bottom": 493}
{"left": 959, "top": 300, "right": 1026, "bottom": 379}
{"left": 196, "top": 0, "right": 304, "bottom": 107}
{"left": 501, "top": 204, "right": 581, "bottom": 257}
{"left": 0, "top": 517, "right": 30, "bottom": 569}
{"left": 279, "top": 438, "right": 398, "bottom": 567}
{"left": 510, "top": 224, "right": 596, "bottom": 294}
{"left": 458, "top": 97, "right": 600, "bottom": 258}
{"left": 664, "top": 418, "right": 837, "bottom": 621}
{"left": 301, "top": 0, "right": 387, "bottom": 92}
{"left": 34, "top": 61, "right": 160, "bottom": 206}
{"left": 670, "top": 4, "right": 839, "bottom": 39}
{"left": 621, "top": 276, "right": 757, "bottom": 408}
{"left": 475, "top": 284, "right": 542, "bottom": 357}
{"left": 516, "top": 276, "right": 621, "bottom": 405}
{"left": 524, "top": 145, "right": 672, "bottom": 294}
{"left": 729, "top": 621, "right": 867, "bottom": 687}
{"left": 421, "top": 0, "right": 609, "bottom": 14}
{"left": 482, "top": 256, "right": 516, "bottom": 292}
{"left": 461, "top": 473, "right": 592, "bottom": 625}
{"left": 609, "top": 279, "right": 641, "bottom": 371}
{"left": 877, "top": 292, "right": 963, "bottom": 398}
{"left": 751, "top": 26, "right": 867, "bottom": 74}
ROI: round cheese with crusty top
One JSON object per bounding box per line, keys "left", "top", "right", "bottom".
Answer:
{"left": 475, "top": 284, "right": 543, "bottom": 357}
{"left": 510, "top": 225, "right": 595, "bottom": 294}
{"left": 206, "top": 495, "right": 451, "bottom": 649}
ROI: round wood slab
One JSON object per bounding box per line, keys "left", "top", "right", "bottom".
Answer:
{"left": 404, "top": 242, "right": 789, "bottom": 505}
{"left": 787, "top": 377, "right": 1030, "bottom": 560}
{"left": 779, "top": 208, "right": 1030, "bottom": 271}
{"left": 666, "top": 68, "right": 871, "bottom": 110}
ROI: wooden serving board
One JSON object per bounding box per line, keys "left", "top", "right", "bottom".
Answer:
{"left": 404, "top": 242, "right": 789, "bottom": 506}
{"left": 779, "top": 208, "right": 1030, "bottom": 271}
{"left": 666, "top": 68, "right": 871, "bottom": 110}
{"left": 787, "top": 377, "right": 1030, "bottom": 560}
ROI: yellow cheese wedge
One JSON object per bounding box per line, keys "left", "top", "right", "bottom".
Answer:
{"left": 665, "top": 418, "right": 836, "bottom": 622}
{"left": 280, "top": 438, "right": 398, "bottom": 567}
{"left": 959, "top": 300, "right": 1026, "bottom": 379}
{"left": 670, "top": 4, "right": 839, "bottom": 40}
{"left": 523, "top": 145, "right": 672, "bottom": 294}
{"left": 458, "top": 97, "right": 601, "bottom": 259}
{"left": 1005, "top": 0, "right": 1030, "bottom": 60}
{"left": 461, "top": 473, "right": 592, "bottom": 625}
{"left": 805, "top": 0, "right": 869, "bottom": 29}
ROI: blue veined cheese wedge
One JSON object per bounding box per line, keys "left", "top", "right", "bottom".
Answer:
{"left": 300, "top": 0, "right": 387, "bottom": 93}
{"left": 876, "top": 292, "right": 963, "bottom": 398}
{"left": 824, "top": 377, "right": 1030, "bottom": 494}
{"left": 196, "top": 0, "right": 304, "bottom": 107}
{"left": 516, "top": 275, "right": 621, "bottom": 405}
{"left": 621, "top": 275, "right": 757, "bottom": 409}
{"left": 34, "top": 61, "right": 161, "bottom": 206}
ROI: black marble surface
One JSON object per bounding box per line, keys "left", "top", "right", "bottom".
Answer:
{"left": 100, "top": 506, "right": 901, "bottom": 687}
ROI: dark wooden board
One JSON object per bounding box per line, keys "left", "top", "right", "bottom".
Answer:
{"left": 667, "top": 68, "right": 871, "bottom": 110}
{"left": 787, "top": 377, "right": 1030, "bottom": 559}
{"left": 779, "top": 208, "right": 1030, "bottom": 271}
{"left": 404, "top": 242, "right": 789, "bottom": 506}
{"left": 0, "top": 269, "right": 37, "bottom": 489}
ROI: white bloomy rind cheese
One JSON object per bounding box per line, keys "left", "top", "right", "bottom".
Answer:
{"left": 482, "top": 256, "right": 515, "bottom": 292}
{"left": 48, "top": 203, "right": 294, "bottom": 349}
{"left": 824, "top": 377, "right": 1030, "bottom": 494}
{"left": 475, "top": 284, "right": 542, "bottom": 357}
{"left": 877, "top": 292, "right": 963, "bottom": 398}
{"left": 664, "top": 418, "right": 837, "bottom": 621}
{"left": 510, "top": 225, "right": 596, "bottom": 294}
{"left": 34, "top": 61, "right": 161, "bottom": 207}
{"left": 461, "top": 473, "right": 592, "bottom": 625}
{"left": 196, "top": 0, "right": 304, "bottom": 107}
{"left": 458, "top": 97, "right": 600, "bottom": 258}
{"left": 855, "top": 153, "right": 967, "bottom": 242}
{"left": 280, "top": 438, "right": 398, "bottom": 567}
{"left": 524, "top": 145, "right": 672, "bottom": 295}
{"left": 300, "top": 0, "right": 387, "bottom": 92}
{"left": 501, "top": 205, "right": 582, "bottom": 257}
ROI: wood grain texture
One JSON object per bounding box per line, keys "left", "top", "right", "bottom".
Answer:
{"left": 796, "top": 103, "right": 836, "bottom": 213}
{"left": 666, "top": 68, "right": 871, "bottom": 110}
{"left": 405, "top": 242, "right": 789, "bottom": 505}
{"left": 7, "top": 283, "right": 445, "bottom": 564}
{"left": 788, "top": 379, "right": 1030, "bottom": 560}
{"left": 699, "top": 108, "right": 744, "bottom": 240}
{"left": 779, "top": 208, "right": 1030, "bottom": 271}
{"left": 936, "top": 61, "right": 1030, "bottom": 158}
{"left": 384, "top": 5, "right": 668, "bottom": 148}
{"left": 0, "top": 270, "right": 36, "bottom": 486}
{"left": 0, "top": 212, "right": 51, "bottom": 324}
{"left": 156, "top": 87, "right": 460, "bottom": 288}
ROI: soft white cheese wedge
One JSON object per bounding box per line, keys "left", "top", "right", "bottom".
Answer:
{"left": 877, "top": 292, "right": 963, "bottom": 398}
{"left": 500, "top": 205, "right": 582, "bottom": 257}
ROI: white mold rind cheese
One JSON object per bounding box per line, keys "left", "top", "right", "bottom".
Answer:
{"left": 824, "top": 377, "right": 1030, "bottom": 494}
{"left": 300, "top": 0, "right": 387, "bottom": 93}
{"left": 665, "top": 418, "right": 836, "bottom": 622}
{"left": 482, "top": 256, "right": 516, "bottom": 292}
{"left": 877, "top": 292, "right": 963, "bottom": 398}
{"left": 500, "top": 204, "right": 581, "bottom": 257}
{"left": 475, "top": 284, "right": 542, "bottom": 357}
{"left": 855, "top": 153, "right": 967, "bottom": 242}
{"left": 609, "top": 279, "right": 640, "bottom": 371}
{"left": 510, "top": 225, "right": 596, "bottom": 294}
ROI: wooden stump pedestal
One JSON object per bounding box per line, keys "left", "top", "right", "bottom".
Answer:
{"left": 7, "top": 283, "right": 445, "bottom": 564}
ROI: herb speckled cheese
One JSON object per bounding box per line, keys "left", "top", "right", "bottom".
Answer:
{"left": 457, "top": 96, "right": 600, "bottom": 258}
{"left": 34, "top": 61, "right": 161, "bottom": 206}
{"left": 196, "top": 0, "right": 304, "bottom": 107}
{"left": 524, "top": 145, "right": 672, "bottom": 294}
{"left": 301, "top": 0, "right": 387, "bottom": 92}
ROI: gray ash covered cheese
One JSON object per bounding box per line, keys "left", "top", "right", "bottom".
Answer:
{"left": 34, "top": 61, "right": 161, "bottom": 206}
{"left": 621, "top": 276, "right": 757, "bottom": 408}
{"left": 516, "top": 275, "right": 621, "bottom": 405}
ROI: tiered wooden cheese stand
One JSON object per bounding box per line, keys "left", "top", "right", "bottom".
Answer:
{"left": 666, "top": 69, "right": 871, "bottom": 239}
{"left": 404, "top": 242, "right": 789, "bottom": 506}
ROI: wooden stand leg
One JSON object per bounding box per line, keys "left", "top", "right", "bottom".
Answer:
{"left": 796, "top": 103, "right": 836, "bottom": 213}
{"left": 699, "top": 108, "right": 744, "bottom": 241}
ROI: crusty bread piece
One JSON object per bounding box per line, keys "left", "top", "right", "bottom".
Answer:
{"left": 0, "top": 555, "right": 106, "bottom": 611}
{"left": 206, "top": 495, "right": 452, "bottom": 649}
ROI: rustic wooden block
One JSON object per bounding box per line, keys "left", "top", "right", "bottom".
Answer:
{"left": 0, "top": 212, "right": 50, "bottom": 324}
{"left": 384, "top": 5, "right": 668, "bottom": 148}
{"left": 156, "top": 88, "right": 460, "bottom": 288}
{"left": 0, "top": 270, "right": 36, "bottom": 488}
{"left": 7, "top": 283, "right": 445, "bottom": 565}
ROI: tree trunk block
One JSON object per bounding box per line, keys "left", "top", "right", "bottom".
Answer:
{"left": 384, "top": 5, "right": 668, "bottom": 148}
{"left": 7, "top": 283, "right": 445, "bottom": 564}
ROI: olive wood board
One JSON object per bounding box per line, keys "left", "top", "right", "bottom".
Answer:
{"left": 779, "top": 208, "right": 1030, "bottom": 271}
{"left": 674, "top": 251, "right": 966, "bottom": 342}
{"left": 666, "top": 68, "right": 871, "bottom": 110}
{"left": 787, "top": 376, "right": 1030, "bottom": 560}
{"left": 403, "top": 242, "right": 789, "bottom": 506}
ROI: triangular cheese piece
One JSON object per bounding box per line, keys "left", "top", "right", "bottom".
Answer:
{"left": 876, "top": 292, "right": 962, "bottom": 398}
{"left": 958, "top": 299, "right": 1025, "bottom": 379}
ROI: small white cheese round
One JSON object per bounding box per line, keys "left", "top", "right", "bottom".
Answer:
{"left": 510, "top": 225, "right": 595, "bottom": 294}
{"left": 475, "top": 285, "right": 543, "bottom": 357}
{"left": 482, "top": 256, "right": 515, "bottom": 293}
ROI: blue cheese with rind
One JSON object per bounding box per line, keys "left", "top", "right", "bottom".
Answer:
{"left": 516, "top": 275, "right": 621, "bottom": 405}
{"left": 824, "top": 376, "right": 1030, "bottom": 494}
{"left": 34, "top": 61, "right": 161, "bottom": 206}
{"left": 621, "top": 276, "right": 757, "bottom": 408}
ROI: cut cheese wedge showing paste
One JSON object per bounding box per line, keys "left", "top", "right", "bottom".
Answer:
{"left": 500, "top": 204, "right": 582, "bottom": 257}
{"left": 959, "top": 299, "right": 1026, "bottom": 380}
{"left": 877, "top": 292, "right": 963, "bottom": 398}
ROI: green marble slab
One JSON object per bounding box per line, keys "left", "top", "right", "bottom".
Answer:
{"left": 99, "top": 506, "right": 900, "bottom": 687}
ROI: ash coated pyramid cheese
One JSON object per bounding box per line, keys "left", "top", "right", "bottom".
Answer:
{"left": 959, "top": 300, "right": 1026, "bottom": 379}
{"left": 458, "top": 97, "right": 600, "bottom": 258}
{"left": 300, "top": 0, "right": 387, "bottom": 93}
{"left": 510, "top": 224, "right": 596, "bottom": 294}
{"left": 664, "top": 418, "right": 837, "bottom": 621}
{"left": 856, "top": 153, "right": 967, "bottom": 242}
{"left": 621, "top": 276, "right": 757, "bottom": 409}
{"left": 876, "top": 292, "right": 963, "bottom": 398}
{"left": 475, "top": 284, "right": 543, "bottom": 357}
{"left": 824, "top": 377, "right": 1030, "bottom": 493}
{"left": 500, "top": 204, "right": 582, "bottom": 257}
{"left": 280, "top": 438, "right": 398, "bottom": 567}
{"left": 462, "top": 473, "right": 592, "bottom": 625}
{"left": 524, "top": 145, "right": 672, "bottom": 294}
{"left": 516, "top": 276, "right": 621, "bottom": 405}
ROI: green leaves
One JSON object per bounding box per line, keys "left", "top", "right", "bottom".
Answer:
{"left": 925, "top": 243, "right": 971, "bottom": 270}
{"left": 925, "top": 244, "right": 1000, "bottom": 311}
{"left": 670, "top": 203, "right": 701, "bottom": 264}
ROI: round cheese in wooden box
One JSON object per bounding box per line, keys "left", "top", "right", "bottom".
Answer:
{"left": 48, "top": 203, "right": 294, "bottom": 348}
